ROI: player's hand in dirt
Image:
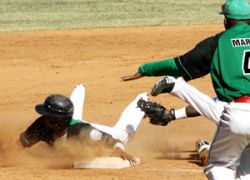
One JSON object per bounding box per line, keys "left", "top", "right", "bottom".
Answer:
{"left": 111, "top": 147, "right": 137, "bottom": 166}
{"left": 121, "top": 72, "right": 142, "bottom": 81}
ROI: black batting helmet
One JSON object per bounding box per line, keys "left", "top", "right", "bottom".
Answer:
{"left": 35, "top": 94, "right": 74, "bottom": 118}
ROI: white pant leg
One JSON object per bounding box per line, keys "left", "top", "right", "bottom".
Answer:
{"left": 89, "top": 123, "right": 114, "bottom": 139}
{"left": 90, "top": 92, "right": 148, "bottom": 145}
{"left": 171, "top": 78, "right": 225, "bottom": 124}
{"left": 206, "top": 166, "right": 235, "bottom": 180}
{"left": 223, "top": 103, "right": 250, "bottom": 180}
{"left": 70, "top": 84, "right": 85, "bottom": 120}
{"left": 69, "top": 84, "right": 116, "bottom": 142}
{"left": 205, "top": 123, "right": 250, "bottom": 180}
{"left": 112, "top": 92, "right": 148, "bottom": 144}
{"left": 168, "top": 78, "right": 250, "bottom": 179}
{"left": 236, "top": 145, "right": 250, "bottom": 180}
{"left": 205, "top": 103, "right": 250, "bottom": 180}
{"left": 204, "top": 121, "right": 244, "bottom": 179}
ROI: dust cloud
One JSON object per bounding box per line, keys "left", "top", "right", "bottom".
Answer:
{"left": 126, "top": 125, "right": 185, "bottom": 160}
{"left": 0, "top": 119, "right": 110, "bottom": 169}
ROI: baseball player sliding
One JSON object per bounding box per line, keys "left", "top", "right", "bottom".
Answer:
{"left": 19, "top": 84, "right": 148, "bottom": 165}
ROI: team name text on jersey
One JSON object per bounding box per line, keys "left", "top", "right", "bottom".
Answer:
{"left": 231, "top": 38, "right": 250, "bottom": 47}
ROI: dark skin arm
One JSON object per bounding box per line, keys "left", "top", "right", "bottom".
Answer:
{"left": 103, "top": 135, "right": 137, "bottom": 166}
{"left": 121, "top": 72, "right": 142, "bottom": 81}
{"left": 68, "top": 123, "right": 137, "bottom": 165}
{"left": 19, "top": 116, "right": 69, "bottom": 148}
{"left": 185, "top": 105, "right": 201, "bottom": 117}
{"left": 19, "top": 117, "right": 52, "bottom": 148}
{"left": 110, "top": 147, "right": 137, "bottom": 166}
{"left": 160, "top": 105, "right": 201, "bottom": 121}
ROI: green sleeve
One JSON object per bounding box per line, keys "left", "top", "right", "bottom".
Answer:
{"left": 138, "top": 58, "right": 180, "bottom": 77}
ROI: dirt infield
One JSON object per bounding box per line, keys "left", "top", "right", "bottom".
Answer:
{"left": 0, "top": 24, "right": 223, "bottom": 179}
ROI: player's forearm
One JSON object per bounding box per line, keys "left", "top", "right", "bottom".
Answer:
{"left": 101, "top": 133, "right": 123, "bottom": 149}
{"left": 185, "top": 105, "right": 201, "bottom": 117}
{"left": 138, "top": 58, "right": 181, "bottom": 77}
{"left": 19, "top": 132, "right": 39, "bottom": 148}
{"left": 173, "top": 106, "right": 201, "bottom": 120}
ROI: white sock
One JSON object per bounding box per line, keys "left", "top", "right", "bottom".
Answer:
{"left": 174, "top": 107, "right": 187, "bottom": 119}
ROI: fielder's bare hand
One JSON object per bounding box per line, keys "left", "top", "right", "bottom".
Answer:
{"left": 121, "top": 72, "right": 142, "bottom": 81}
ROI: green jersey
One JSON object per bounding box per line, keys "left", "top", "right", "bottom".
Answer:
{"left": 138, "top": 33, "right": 222, "bottom": 81}
{"left": 138, "top": 58, "right": 180, "bottom": 77}
{"left": 138, "top": 23, "right": 250, "bottom": 102}
{"left": 211, "top": 23, "right": 250, "bottom": 102}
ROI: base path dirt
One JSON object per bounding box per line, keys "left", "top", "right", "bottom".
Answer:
{"left": 0, "top": 24, "right": 223, "bottom": 179}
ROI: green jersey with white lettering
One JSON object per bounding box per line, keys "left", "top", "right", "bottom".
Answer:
{"left": 211, "top": 23, "right": 250, "bottom": 102}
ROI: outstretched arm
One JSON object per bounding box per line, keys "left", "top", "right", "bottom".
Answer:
{"left": 137, "top": 99, "right": 202, "bottom": 126}
{"left": 122, "top": 34, "right": 221, "bottom": 82}
{"left": 19, "top": 116, "right": 55, "bottom": 148}
{"left": 101, "top": 134, "right": 137, "bottom": 165}
{"left": 121, "top": 58, "right": 180, "bottom": 81}
{"left": 173, "top": 105, "right": 201, "bottom": 119}
{"left": 121, "top": 72, "right": 143, "bottom": 81}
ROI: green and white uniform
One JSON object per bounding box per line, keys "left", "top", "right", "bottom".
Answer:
{"left": 211, "top": 23, "right": 250, "bottom": 102}
{"left": 207, "top": 23, "right": 250, "bottom": 180}
{"left": 139, "top": 22, "right": 250, "bottom": 179}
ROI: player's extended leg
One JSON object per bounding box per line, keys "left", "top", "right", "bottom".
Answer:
{"left": 90, "top": 92, "right": 148, "bottom": 145}
{"left": 112, "top": 92, "right": 148, "bottom": 144}
{"left": 205, "top": 123, "right": 249, "bottom": 179}
{"left": 70, "top": 84, "right": 86, "bottom": 120}
{"left": 171, "top": 77, "right": 225, "bottom": 124}
{"left": 236, "top": 145, "right": 250, "bottom": 180}
{"left": 172, "top": 79, "right": 250, "bottom": 179}
{"left": 151, "top": 76, "right": 224, "bottom": 124}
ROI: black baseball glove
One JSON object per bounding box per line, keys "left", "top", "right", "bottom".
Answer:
{"left": 137, "top": 99, "right": 176, "bottom": 126}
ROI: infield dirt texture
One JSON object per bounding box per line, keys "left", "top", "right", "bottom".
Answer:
{"left": 0, "top": 0, "right": 225, "bottom": 179}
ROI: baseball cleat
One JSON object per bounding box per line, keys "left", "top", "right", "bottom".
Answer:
{"left": 151, "top": 76, "right": 176, "bottom": 96}
{"left": 195, "top": 139, "right": 210, "bottom": 154}
{"left": 195, "top": 139, "right": 210, "bottom": 166}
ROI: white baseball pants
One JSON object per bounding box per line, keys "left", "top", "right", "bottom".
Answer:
{"left": 171, "top": 77, "right": 250, "bottom": 180}
{"left": 70, "top": 83, "right": 148, "bottom": 145}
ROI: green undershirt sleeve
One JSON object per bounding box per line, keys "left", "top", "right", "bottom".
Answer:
{"left": 138, "top": 58, "right": 180, "bottom": 77}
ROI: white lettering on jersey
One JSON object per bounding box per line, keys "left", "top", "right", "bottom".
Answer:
{"left": 248, "top": 57, "right": 250, "bottom": 69}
